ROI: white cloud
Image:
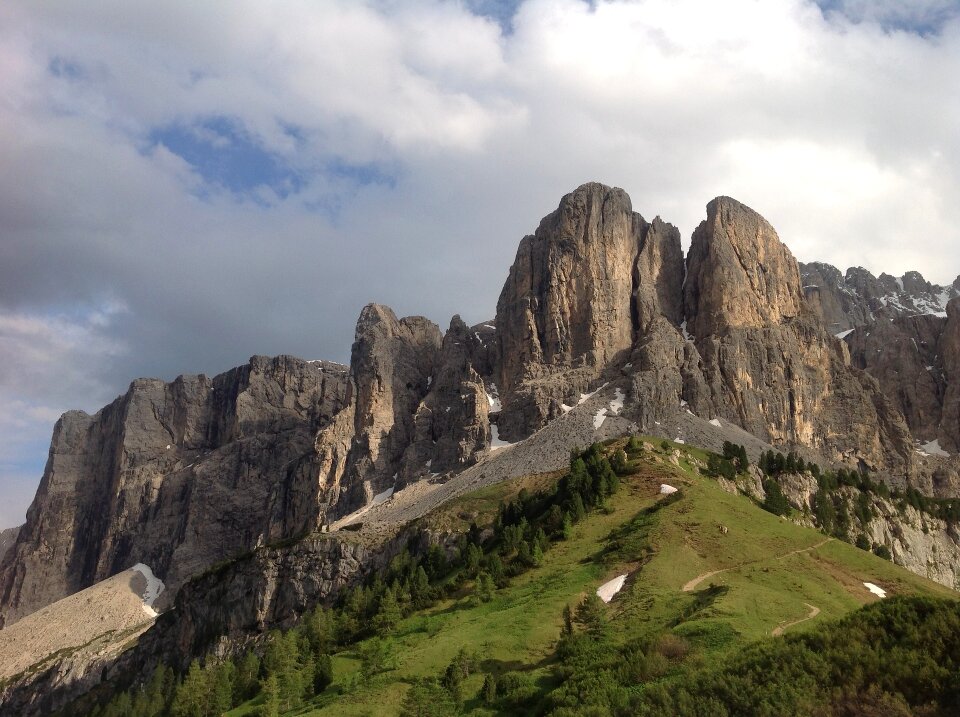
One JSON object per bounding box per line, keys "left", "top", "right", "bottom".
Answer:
{"left": 1, "top": 0, "right": 960, "bottom": 522}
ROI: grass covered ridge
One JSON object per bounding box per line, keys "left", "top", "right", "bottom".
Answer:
{"left": 82, "top": 438, "right": 957, "bottom": 717}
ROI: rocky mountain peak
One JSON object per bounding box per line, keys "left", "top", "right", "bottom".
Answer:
{"left": 684, "top": 196, "right": 804, "bottom": 338}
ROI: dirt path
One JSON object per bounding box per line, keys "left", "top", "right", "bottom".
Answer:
{"left": 681, "top": 537, "right": 833, "bottom": 592}
{"left": 772, "top": 602, "right": 820, "bottom": 636}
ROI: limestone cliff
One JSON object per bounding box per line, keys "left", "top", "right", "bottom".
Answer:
{"left": 682, "top": 197, "right": 915, "bottom": 473}
{"left": 495, "top": 182, "right": 684, "bottom": 439}
{"left": 0, "top": 356, "right": 350, "bottom": 627}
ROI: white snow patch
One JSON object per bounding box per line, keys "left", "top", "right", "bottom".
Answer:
{"left": 920, "top": 439, "right": 950, "bottom": 457}
{"left": 835, "top": 329, "right": 855, "bottom": 339}
{"left": 445, "top": 406, "right": 451, "bottom": 413}
{"left": 560, "top": 403, "right": 573, "bottom": 413}
{"left": 490, "top": 424, "right": 513, "bottom": 451}
{"left": 709, "top": 418, "right": 723, "bottom": 428}
{"left": 165, "top": 445, "right": 171, "bottom": 450}
{"left": 596, "top": 574, "right": 628, "bottom": 603}
{"left": 680, "top": 321, "right": 694, "bottom": 342}
{"left": 427, "top": 376, "right": 432, "bottom": 387}
{"left": 578, "top": 382, "right": 609, "bottom": 405}
{"left": 593, "top": 408, "right": 607, "bottom": 429}
{"left": 660, "top": 484, "right": 678, "bottom": 495}
{"left": 131, "top": 563, "right": 165, "bottom": 617}
{"left": 863, "top": 582, "right": 886, "bottom": 598}
{"left": 675, "top": 437, "right": 685, "bottom": 444}
{"left": 371, "top": 486, "right": 395, "bottom": 506}
{"left": 485, "top": 384, "right": 502, "bottom": 412}
{"left": 608, "top": 388, "right": 625, "bottom": 416}
{"left": 624, "top": 362, "right": 632, "bottom": 369}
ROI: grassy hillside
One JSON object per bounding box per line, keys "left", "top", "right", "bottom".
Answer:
{"left": 219, "top": 438, "right": 954, "bottom": 716}
{"left": 81, "top": 438, "right": 957, "bottom": 717}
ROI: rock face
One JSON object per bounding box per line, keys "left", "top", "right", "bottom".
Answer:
{"left": 495, "top": 186, "right": 915, "bottom": 473}
{"left": 315, "top": 306, "right": 492, "bottom": 517}
{"left": 495, "top": 183, "right": 683, "bottom": 439}
{"left": 681, "top": 198, "right": 914, "bottom": 472}
{"left": 0, "top": 356, "right": 350, "bottom": 627}
{"left": 800, "top": 262, "right": 958, "bottom": 334}
{"left": 321, "top": 305, "right": 442, "bottom": 512}
{"left": 0, "top": 528, "right": 19, "bottom": 564}
{"left": 685, "top": 197, "right": 804, "bottom": 336}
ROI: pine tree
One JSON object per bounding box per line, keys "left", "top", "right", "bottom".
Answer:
{"left": 574, "top": 594, "right": 609, "bottom": 641}
{"left": 477, "top": 571, "right": 495, "bottom": 602}
{"left": 482, "top": 673, "right": 498, "bottom": 705}
{"left": 210, "top": 659, "right": 235, "bottom": 715}
{"left": 314, "top": 653, "right": 333, "bottom": 693}
{"left": 531, "top": 541, "right": 544, "bottom": 567}
{"left": 236, "top": 651, "right": 261, "bottom": 701}
{"left": 261, "top": 674, "right": 281, "bottom": 717}
{"left": 375, "top": 586, "right": 402, "bottom": 636}
{"left": 171, "top": 660, "right": 207, "bottom": 717}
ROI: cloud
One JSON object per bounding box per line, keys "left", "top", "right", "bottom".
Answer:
{"left": 0, "top": 303, "right": 128, "bottom": 527}
{"left": 1, "top": 0, "right": 959, "bottom": 525}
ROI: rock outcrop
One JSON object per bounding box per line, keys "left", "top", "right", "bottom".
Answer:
{"left": 0, "top": 356, "right": 350, "bottom": 627}
{"left": 681, "top": 198, "right": 914, "bottom": 472}
{"left": 800, "top": 262, "right": 958, "bottom": 334}
{"left": 495, "top": 182, "right": 684, "bottom": 439}
{"left": 321, "top": 305, "right": 442, "bottom": 513}
{"left": 0, "top": 528, "right": 19, "bottom": 564}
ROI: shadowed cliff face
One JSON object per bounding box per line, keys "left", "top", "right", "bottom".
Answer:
{"left": 0, "top": 356, "right": 350, "bottom": 627}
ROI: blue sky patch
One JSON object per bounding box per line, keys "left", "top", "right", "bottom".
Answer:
{"left": 814, "top": 0, "right": 960, "bottom": 37}
{"left": 466, "top": 0, "right": 523, "bottom": 33}
{"left": 149, "top": 116, "right": 304, "bottom": 198}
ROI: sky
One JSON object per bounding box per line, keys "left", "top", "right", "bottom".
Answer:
{"left": 1, "top": 0, "right": 960, "bottom": 529}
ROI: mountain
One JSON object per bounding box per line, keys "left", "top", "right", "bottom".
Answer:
{"left": 801, "top": 261, "right": 960, "bottom": 474}
{"left": 1, "top": 183, "right": 959, "bottom": 714}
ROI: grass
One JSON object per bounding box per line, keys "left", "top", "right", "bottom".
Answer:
{"left": 227, "top": 438, "right": 955, "bottom": 716}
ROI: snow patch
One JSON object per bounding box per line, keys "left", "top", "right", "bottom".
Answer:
{"left": 371, "top": 486, "right": 395, "bottom": 506}
{"left": 863, "top": 582, "right": 886, "bottom": 598}
{"left": 593, "top": 408, "right": 607, "bottom": 429}
{"left": 660, "top": 484, "right": 678, "bottom": 495}
{"left": 485, "top": 384, "right": 502, "bottom": 412}
{"left": 680, "top": 321, "right": 694, "bottom": 342}
{"left": 560, "top": 403, "right": 573, "bottom": 413}
{"left": 675, "top": 437, "right": 685, "bottom": 444}
{"left": 577, "top": 382, "right": 609, "bottom": 405}
{"left": 608, "top": 388, "right": 625, "bottom": 415}
{"left": 835, "top": 329, "right": 855, "bottom": 340}
{"left": 920, "top": 439, "right": 950, "bottom": 457}
{"left": 596, "top": 574, "right": 628, "bottom": 603}
{"left": 709, "top": 418, "right": 722, "bottom": 428}
{"left": 131, "top": 563, "right": 165, "bottom": 617}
